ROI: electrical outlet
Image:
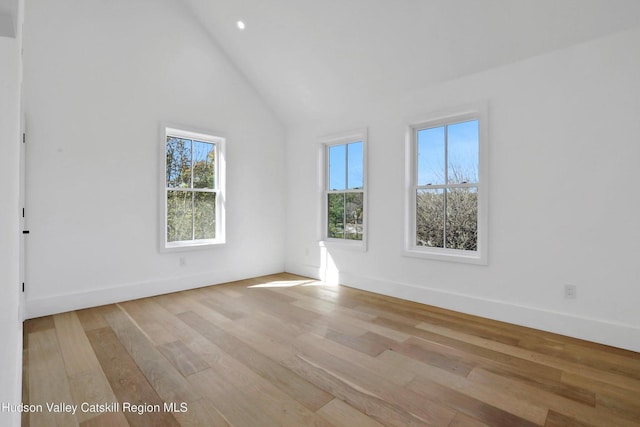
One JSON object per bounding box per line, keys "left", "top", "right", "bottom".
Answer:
{"left": 179, "top": 256, "right": 186, "bottom": 267}
{"left": 564, "top": 284, "right": 576, "bottom": 299}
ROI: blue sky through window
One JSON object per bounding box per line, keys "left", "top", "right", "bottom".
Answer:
{"left": 167, "top": 137, "right": 215, "bottom": 189}
{"left": 329, "top": 141, "right": 363, "bottom": 190}
{"left": 418, "top": 120, "right": 478, "bottom": 185}
{"left": 418, "top": 127, "right": 445, "bottom": 185}
{"left": 329, "top": 144, "right": 346, "bottom": 190}
{"left": 193, "top": 140, "right": 213, "bottom": 163}
{"left": 193, "top": 140, "right": 215, "bottom": 189}
{"left": 448, "top": 120, "right": 478, "bottom": 183}
{"left": 348, "top": 141, "right": 363, "bottom": 189}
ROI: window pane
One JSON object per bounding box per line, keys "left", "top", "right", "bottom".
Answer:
{"left": 345, "top": 192, "right": 364, "bottom": 240}
{"left": 166, "top": 137, "right": 192, "bottom": 188}
{"left": 327, "top": 193, "right": 345, "bottom": 238}
{"left": 194, "top": 192, "right": 216, "bottom": 239}
{"left": 416, "top": 189, "right": 444, "bottom": 248}
{"left": 347, "top": 141, "right": 363, "bottom": 190}
{"left": 193, "top": 140, "right": 215, "bottom": 189}
{"left": 448, "top": 120, "right": 479, "bottom": 184}
{"left": 329, "top": 145, "right": 346, "bottom": 191}
{"left": 446, "top": 187, "right": 478, "bottom": 251}
{"left": 167, "top": 190, "right": 193, "bottom": 242}
{"left": 417, "top": 127, "right": 445, "bottom": 186}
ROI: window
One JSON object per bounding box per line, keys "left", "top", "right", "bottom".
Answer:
{"left": 322, "top": 129, "right": 367, "bottom": 247}
{"left": 163, "top": 127, "right": 225, "bottom": 249}
{"left": 405, "top": 105, "right": 488, "bottom": 263}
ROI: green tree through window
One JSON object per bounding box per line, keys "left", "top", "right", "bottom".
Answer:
{"left": 164, "top": 127, "right": 224, "bottom": 248}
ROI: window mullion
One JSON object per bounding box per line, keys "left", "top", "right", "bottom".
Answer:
{"left": 345, "top": 142, "right": 349, "bottom": 190}
{"left": 326, "top": 146, "right": 331, "bottom": 191}
{"left": 415, "top": 128, "right": 419, "bottom": 187}
{"left": 443, "top": 125, "right": 448, "bottom": 249}
{"left": 191, "top": 141, "right": 195, "bottom": 241}
{"left": 326, "top": 146, "right": 330, "bottom": 238}
{"left": 190, "top": 139, "right": 194, "bottom": 189}
{"left": 191, "top": 191, "right": 195, "bottom": 241}
{"left": 416, "top": 129, "right": 420, "bottom": 247}
{"left": 214, "top": 143, "right": 219, "bottom": 237}
{"left": 214, "top": 143, "right": 218, "bottom": 192}
{"left": 343, "top": 145, "right": 348, "bottom": 240}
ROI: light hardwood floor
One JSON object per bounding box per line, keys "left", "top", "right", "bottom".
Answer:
{"left": 22, "top": 273, "right": 640, "bottom": 426}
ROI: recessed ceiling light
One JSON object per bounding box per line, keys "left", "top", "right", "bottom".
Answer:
{"left": 237, "top": 21, "right": 245, "bottom": 30}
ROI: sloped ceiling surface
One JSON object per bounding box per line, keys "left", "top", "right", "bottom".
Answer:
{"left": 180, "top": 0, "right": 640, "bottom": 125}
{"left": 0, "top": 0, "right": 16, "bottom": 37}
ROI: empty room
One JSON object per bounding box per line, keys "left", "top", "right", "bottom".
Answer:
{"left": 2, "top": 0, "right": 640, "bottom": 426}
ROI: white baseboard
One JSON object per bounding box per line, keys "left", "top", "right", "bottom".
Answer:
{"left": 288, "top": 264, "right": 640, "bottom": 353}
{"left": 26, "top": 262, "right": 640, "bottom": 353}
{"left": 284, "top": 262, "right": 322, "bottom": 281}
{"left": 25, "top": 263, "right": 284, "bottom": 319}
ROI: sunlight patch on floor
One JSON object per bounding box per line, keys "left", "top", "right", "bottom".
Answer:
{"left": 248, "top": 279, "right": 318, "bottom": 288}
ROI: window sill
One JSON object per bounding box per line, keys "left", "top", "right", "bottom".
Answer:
{"left": 403, "top": 247, "right": 487, "bottom": 265}
{"left": 162, "top": 239, "right": 226, "bottom": 252}
{"left": 319, "top": 239, "right": 367, "bottom": 252}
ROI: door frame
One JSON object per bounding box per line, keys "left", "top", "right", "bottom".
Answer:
{"left": 18, "top": 114, "right": 26, "bottom": 319}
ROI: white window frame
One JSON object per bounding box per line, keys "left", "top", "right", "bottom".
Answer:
{"left": 319, "top": 128, "right": 368, "bottom": 251}
{"left": 404, "top": 104, "right": 488, "bottom": 264}
{"left": 161, "top": 125, "right": 226, "bottom": 251}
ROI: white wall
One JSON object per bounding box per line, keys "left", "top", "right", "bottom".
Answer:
{"left": 0, "top": 22, "right": 22, "bottom": 427}
{"left": 22, "top": 0, "right": 286, "bottom": 317}
{"left": 285, "top": 26, "right": 640, "bottom": 352}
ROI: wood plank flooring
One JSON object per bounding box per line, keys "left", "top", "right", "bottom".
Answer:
{"left": 22, "top": 273, "right": 640, "bottom": 426}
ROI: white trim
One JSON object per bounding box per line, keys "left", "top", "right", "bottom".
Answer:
{"left": 319, "top": 238, "right": 367, "bottom": 252}
{"left": 285, "top": 261, "right": 640, "bottom": 353}
{"left": 283, "top": 262, "right": 323, "bottom": 281}
{"left": 319, "top": 128, "right": 368, "bottom": 250}
{"left": 24, "top": 262, "right": 284, "bottom": 319}
{"left": 319, "top": 127, "right": 368, "bottom": 146}
{"left": 165, "top": 127, "right": 221, "bottom": 144}
{"left": 404, "top": 103, "right": 488, "bottom": 264}
{"left": 336, "top": 271, "right": 640, "bottom": 353}
{"left": 160, "top": 124, "right": 226, "bottom": 251}
{"left": 19, "top": 113, "right": 26, "bottom": 320}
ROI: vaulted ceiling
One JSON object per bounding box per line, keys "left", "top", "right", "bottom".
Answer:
{"left": 180, "top": 0, "right": 640, "bottom": 126}
{"left": 5, "top": 1, "right": 640, "bottom": 124}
